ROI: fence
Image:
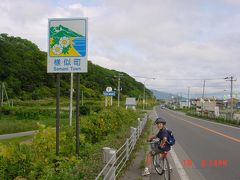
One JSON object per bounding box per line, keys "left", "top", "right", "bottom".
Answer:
{"left": 95, "top": 114, "right": 149, "bottom": 180}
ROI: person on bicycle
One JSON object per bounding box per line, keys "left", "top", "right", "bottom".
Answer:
{"left": 142, "top": 117, "right": 171, "bottom": 176}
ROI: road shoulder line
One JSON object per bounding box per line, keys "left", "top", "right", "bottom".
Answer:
{"left": 170, "top": 147, "right": 190, "bottom": 180}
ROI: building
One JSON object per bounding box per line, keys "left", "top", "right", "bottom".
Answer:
{"left": 195, "top": 97, "right": 217, "bottom": 112}
{"left": 179, "top": 101, "right": 188, "bottom": 108}
{"left": 223, "top": 98, "right": 239, "bottom": 108}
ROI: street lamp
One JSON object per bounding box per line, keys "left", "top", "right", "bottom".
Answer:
{"left": 143, "top": 78, "right": 155, "bottom": 110}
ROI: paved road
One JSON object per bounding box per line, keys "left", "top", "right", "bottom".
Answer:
{"left": 156, "top": 107, "right": 240, "bottom": 180}
{"left": 0, "top": 130, "right": 36, "bottom": 140}
{"left": 146, "top": 109, "right": 181, "bottom": 180}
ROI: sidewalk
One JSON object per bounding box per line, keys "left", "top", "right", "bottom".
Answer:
{"left": 120, "top": 109, "right": 157, "bottom": 180}
{"left": 120, "top": 108, "right": 181, "bottom": 180}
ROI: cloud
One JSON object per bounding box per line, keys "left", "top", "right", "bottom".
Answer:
{"left": 1, "top": 0, "right": 240, "bottom": 98}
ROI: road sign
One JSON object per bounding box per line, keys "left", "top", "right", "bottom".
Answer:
{"left": 103, "top": 91, "right": 116, "bottom": 96}
{"left": 106, "top": 87, "right": 112, "bottom": 92}
{"left": 47, "top": 18, "right": 88, "bottom": 73}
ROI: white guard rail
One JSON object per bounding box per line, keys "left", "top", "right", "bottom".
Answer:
{"left": 95, "top": 114, "right": 149, "bottom": 180}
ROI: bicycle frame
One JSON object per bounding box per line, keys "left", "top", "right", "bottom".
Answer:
{"left": 148, "top": 140, "right": 171, "bottom": 180}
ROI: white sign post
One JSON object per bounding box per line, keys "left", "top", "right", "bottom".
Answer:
{"left": 104, "top": 87, "right": 115, "bottom": 107}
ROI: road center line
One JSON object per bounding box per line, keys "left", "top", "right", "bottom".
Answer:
{"left": 182, "top": 119, "right": 240, "bottom": 143}
{"left": 166, "top": 111, "right": 240, "bottom": 143}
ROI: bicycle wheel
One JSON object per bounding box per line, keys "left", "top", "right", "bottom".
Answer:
{"left": 163, "top": 157, "right": 171, "bottom": 180}
{"left": 153, "top": 154, "right": 164, "bottom": 175}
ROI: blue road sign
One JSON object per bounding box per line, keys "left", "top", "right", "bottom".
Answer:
{"left": 103, "top": 91, "right": 116, "bottom": 96}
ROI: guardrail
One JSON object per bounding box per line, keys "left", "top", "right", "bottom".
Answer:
{"left": 95, "top": 114, "right": 148, "bottom": 180}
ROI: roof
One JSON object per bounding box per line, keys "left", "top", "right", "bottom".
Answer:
{"left": 125, "top": 98, "right": 136, "bottom": 106}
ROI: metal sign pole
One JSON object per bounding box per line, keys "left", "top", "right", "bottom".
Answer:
{"left": 56, "top": 74, "right": 60, "bottom": 156}
{"left": 48, "top": 18, "right": 88, "bottom": 158}
{"left": 76, "top": 73, "right": 80, "bottom": 158}
{"left": 82, "top": 91, "right": 84, "bottom": 105}
{"left": 1, "top": 82, "right": 3, "bottom": 106}
{"left": 69, "top": 72, "right": 73, "bottom": 126}
{"left": 0, "top": 82, "right": 2, "bottom": 107}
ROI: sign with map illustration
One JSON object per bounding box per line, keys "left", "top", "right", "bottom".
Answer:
{"left": 47, "top": 18, "right": 88, "bottom": 73}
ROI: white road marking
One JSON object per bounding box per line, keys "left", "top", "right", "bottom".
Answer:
{"left": 170, "top": 147, "right": 190, "bottom": 180}
{"left": 156, "top": 107, "right": 190, "bottom": 180}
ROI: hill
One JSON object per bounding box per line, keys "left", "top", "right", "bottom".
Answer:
{"left": 151, "top": 89, "right": 187, "bottom": 100}
{"left": 0, "top": 34, "right": 152, "bottom": 100}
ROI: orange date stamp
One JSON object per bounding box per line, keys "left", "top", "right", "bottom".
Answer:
{"left": 183, "top": 159, "right": 228, "bottom": 168}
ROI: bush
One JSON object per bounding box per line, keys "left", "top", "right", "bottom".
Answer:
{"left": 90, "top": 105, "right": 102, "bottom": 113}
{"left": 1, "top": 106, "right": 13, "bottom": 115}
{"left": 15, "top": 108, "right": 40, "bottom": 120}
{"left": 0, "top": 107, "right": 140, "bottom": 179}
{"left": 79, "top": 105, "right": 90, "bottom": 115}
{"left": 32, "top": 86, "right": 53, "bottom": 100}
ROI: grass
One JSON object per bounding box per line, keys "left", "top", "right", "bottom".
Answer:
{"left": 116, "top": 116, "right": 153, "bottom": 179}
{"left": 0, "top": 97, "right": 158, "bottom": 135}
{"left": 170, "top": 107, "right": 240, "bottom": 127}
{"left": 0, "top": 107, "right": 143, "bottom": 180}
{"left": 138, "top": 119, "right": 152, "bottom": 171}
{"left": 0, "top": 113, "right": 70, "bottom": 135}
{"left": 186, "top": 112, "right": 240, "bottom": 127}
{"left": 0, "top": 135, "right": 34, "bottom": 145}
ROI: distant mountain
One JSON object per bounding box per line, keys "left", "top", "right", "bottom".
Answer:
{"left": 50, "top": 25, "right": 82, "bottom": 38}
{"left": 151, "top": 89, "right": 187, "bottom": 100}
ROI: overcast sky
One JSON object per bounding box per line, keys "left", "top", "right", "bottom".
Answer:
{"left": 1, "top": 0, "right": 240, "bottom": 98}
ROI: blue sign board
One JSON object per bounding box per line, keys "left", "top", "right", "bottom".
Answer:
{"left": 47, "top": 18, "right": 88, "bottom": 73}
{"left": 103, "top": 91, "right": 116, "bottom": 96}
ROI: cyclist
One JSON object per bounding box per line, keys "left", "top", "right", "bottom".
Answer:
{"left": 142, "top": 117, "right": 171, "bottom": 176}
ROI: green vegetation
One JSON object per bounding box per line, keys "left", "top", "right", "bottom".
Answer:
{"left": 0, "top": 33, "right": 153, "bottom": 101}
{"left": 0, "top": 99, "right": 69, "bottom": 134}
{"left": 0, "top": 107, "right": 141, "bottom": 179}
{"left": 0, "top": 34, "right": 157, "bottom": 179}
{"left": 186, "top": 111, "right": 240, "bottom": 127}
{"left": 171, "top": 107, "right": 240, "bottom": 126}
{"left": 138, "top": 119, "right": 152, "bottom": 170}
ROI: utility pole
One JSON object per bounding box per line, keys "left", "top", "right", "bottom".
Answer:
{"left": 143, "top": 82, "right": 146, "bottom": 110}
{"left": 230, "top": 76, "right": 233, "bottom": 120}
{"left": 225, "top": 76, "right": 236, "bottom": 119}
{"left": 201, "top": 80, "right": 206, "bottom": 115}
{"left": 187, "top": 87, "right": 190, "bottom": 108}
{"left": 115, "top": 73, "right": 123, "bottom": 107}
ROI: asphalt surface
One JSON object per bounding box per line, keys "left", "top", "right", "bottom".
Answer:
{"left": 156, "top": 107, "right": 240, "bottom": 180}
{"left": 146, "top": 109, "right": 181, "bottom": 180}
{"left": 0, "top": 130, "right": 36, "bottom": 140}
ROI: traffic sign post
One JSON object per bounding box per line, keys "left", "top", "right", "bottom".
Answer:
{"left": 47, "top": 18, "right": 88, "bottom": 158}
{"left": 103, "top": 91, "right": 116, "bottom": 96}
{"left": 103, "top": 87, "right": 116, "bottom": 107}
{"left": 47, "top": 18, "right": 88, "bottom": 73}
